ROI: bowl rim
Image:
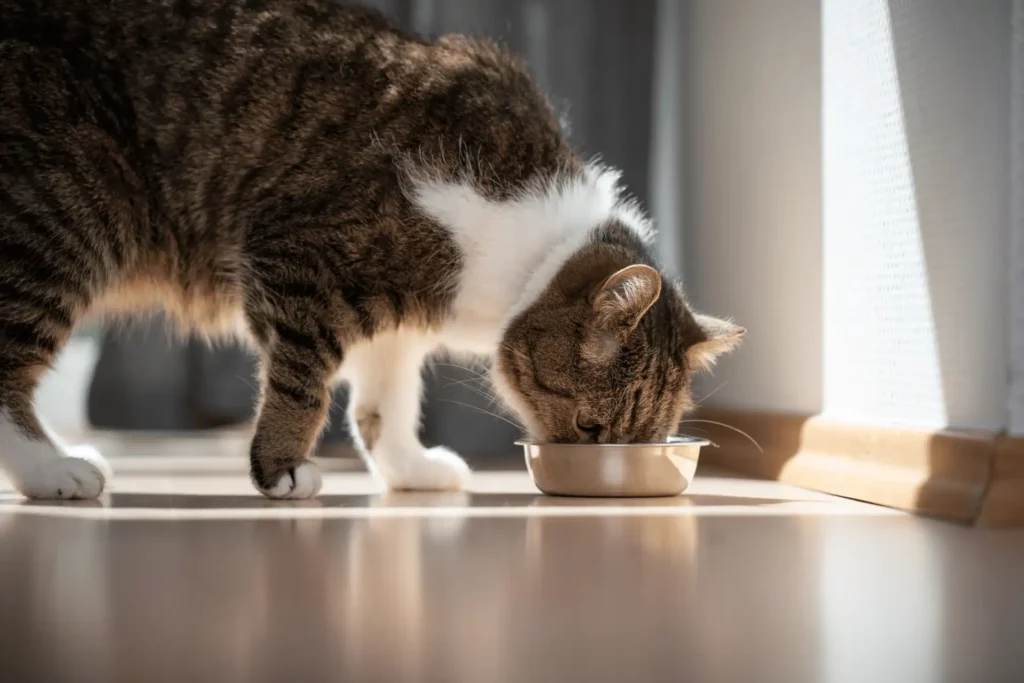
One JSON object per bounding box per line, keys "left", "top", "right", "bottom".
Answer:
{"left": 515, "top": 434, "right": 710, "bottom": 448}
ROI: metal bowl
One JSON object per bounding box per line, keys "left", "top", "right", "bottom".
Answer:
{"left": 518, "top": 436, "right": 710, "bottom": 498}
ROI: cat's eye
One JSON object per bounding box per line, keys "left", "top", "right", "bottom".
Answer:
{"left": 575, "top": 416, "right": 604, "bottom": 440}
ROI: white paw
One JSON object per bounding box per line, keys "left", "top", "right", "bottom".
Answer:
{"left": 259, "top": 462, "right": 322, "bottom": 500}
{"left": 20, "top": 447, "right": 110, "bottom": 500}
{"left": 381, "top": 446, "right": 471, "bottom": 492}
{"left": 66, "top": 444, "right": 114, "bottom": 481}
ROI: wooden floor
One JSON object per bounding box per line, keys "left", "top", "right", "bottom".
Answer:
{"left": 2, "top": 434, "right": 1023, "bottom": 683}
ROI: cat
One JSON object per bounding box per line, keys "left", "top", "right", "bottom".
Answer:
{"left": 0, "top": 0, "right": 744, "bottom": 500}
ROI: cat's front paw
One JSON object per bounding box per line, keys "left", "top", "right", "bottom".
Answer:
{"left": 19, "top": 446, "right": 110, "bottom": 500}
{"left": 254, "top": 462, "right": 322, "bottom": 500}
{"left": 379, "top": 446, "right": 471, "bottom": 492}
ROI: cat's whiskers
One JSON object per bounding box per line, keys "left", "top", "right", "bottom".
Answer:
{"left": 677, "top": 419, "right": 763, "bottom": 453}
{"left": 498, "top": 342, "right": 530, "bottom": 363}
{"left": 693, "top": 380, "right": 727, "bottom": 407}
{"left": 437, "top": 398, "right": 524, "bottom": 431}
{"left": 431, "top": 361, "right": 492, "bottom": 383}
{"left": 442, "top": 374, "right": 496, "bottom": 394}
{"left": 426, "top": 362, "right": 524, "bottom": 427}
{"left": 442, "top": 374, "right": 491, "bottom": 390}
{"left": 443, "top": 377, "right": 515, "bottom": 416}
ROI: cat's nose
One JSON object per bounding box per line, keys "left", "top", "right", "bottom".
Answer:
{"left": 574, "top": 420, "right": 606, "bottom": 443}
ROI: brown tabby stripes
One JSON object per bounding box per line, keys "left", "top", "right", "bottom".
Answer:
{"left": 1, "top": 0, "right": 571, "bottom": 489}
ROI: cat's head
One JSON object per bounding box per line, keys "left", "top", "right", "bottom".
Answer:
{"left": 493, "top": 230, "right": 743, "bottom": 444}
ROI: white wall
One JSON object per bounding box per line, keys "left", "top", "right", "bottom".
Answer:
{"left": 684, "top": 0, "right": 823, "bottom": 414}
{"left": 822, "top": 0, "right": 1010, "bottom": 431}
{"left": 685, "top": 0, "right": 1012, "bottom": 434}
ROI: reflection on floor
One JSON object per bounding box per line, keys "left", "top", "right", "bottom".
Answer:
{"left": 1, "top": 442, "right": 1023, "bottom": 683}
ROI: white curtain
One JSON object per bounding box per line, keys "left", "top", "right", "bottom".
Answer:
{"left": 1010, "top": 0, "right": 1024, "bottom": 435}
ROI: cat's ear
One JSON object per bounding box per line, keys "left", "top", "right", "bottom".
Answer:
{"left": 686, "top": 314, "right": 745, "bottom": 372}
{"left": 592, "top": 264, "right": 662, "bottom": 331}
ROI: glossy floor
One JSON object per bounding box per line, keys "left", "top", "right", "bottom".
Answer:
{"left": 1, "top": 438, "right": 1023, "bottom": 683}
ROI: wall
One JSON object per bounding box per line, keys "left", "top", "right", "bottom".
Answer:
{"left": 683, "top": 0, "right": 824, "bottom": 414}
{"left": 686, "top": 0, "right": 1012, "bottom": 435}
{"left": 822, "top": 0, "right": 1010, "bottom": 431}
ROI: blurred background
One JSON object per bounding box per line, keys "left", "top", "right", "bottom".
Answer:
{"left": 43, "top": 0, "right": 1019, "bottom": 458}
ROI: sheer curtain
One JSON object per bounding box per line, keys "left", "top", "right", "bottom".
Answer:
{"left": 87, "top": 0, "right": 670, "bottom": 456}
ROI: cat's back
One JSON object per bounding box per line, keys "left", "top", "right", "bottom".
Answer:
{"left": 1, "top": 0, "right": 567, "bottom": 182}
{"left": 2, "top": 0, "right": 573, "bottom": 244}
{"left": 0, "top": 0, "right": 405, "bottom": 77}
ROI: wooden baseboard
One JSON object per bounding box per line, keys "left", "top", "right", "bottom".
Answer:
{"left": 977, "top": 437, "right": 1024, "bottom": 525}
{"left": 692, "top": 408, "right": 1023, "bottom": 526}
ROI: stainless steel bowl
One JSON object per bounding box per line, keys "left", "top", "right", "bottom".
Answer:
{"left": 518, "top": 436, "right": 710, "bottom": 497}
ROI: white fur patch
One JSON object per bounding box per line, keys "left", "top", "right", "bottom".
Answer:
{"left": 0, "top": 410, "right": 110, "bottom": 499}
{"left": 380, "top": 445, "right": 471, "bottom": 491}
{"left": 259, "top": 461, "right": 322, "bottom": 500}
{"left": 339, "top": 327, "right": 471, "bottom": 491}
{"left": 410, "top": 162, "right": 654, "bottom": 352}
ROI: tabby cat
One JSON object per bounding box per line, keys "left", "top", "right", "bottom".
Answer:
{"left": 0, "top": 0, "right": 743, "bottom": 500}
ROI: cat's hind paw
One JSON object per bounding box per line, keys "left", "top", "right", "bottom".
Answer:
{"left": 382, "top": 446, "right": 471, "bottom": 492}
